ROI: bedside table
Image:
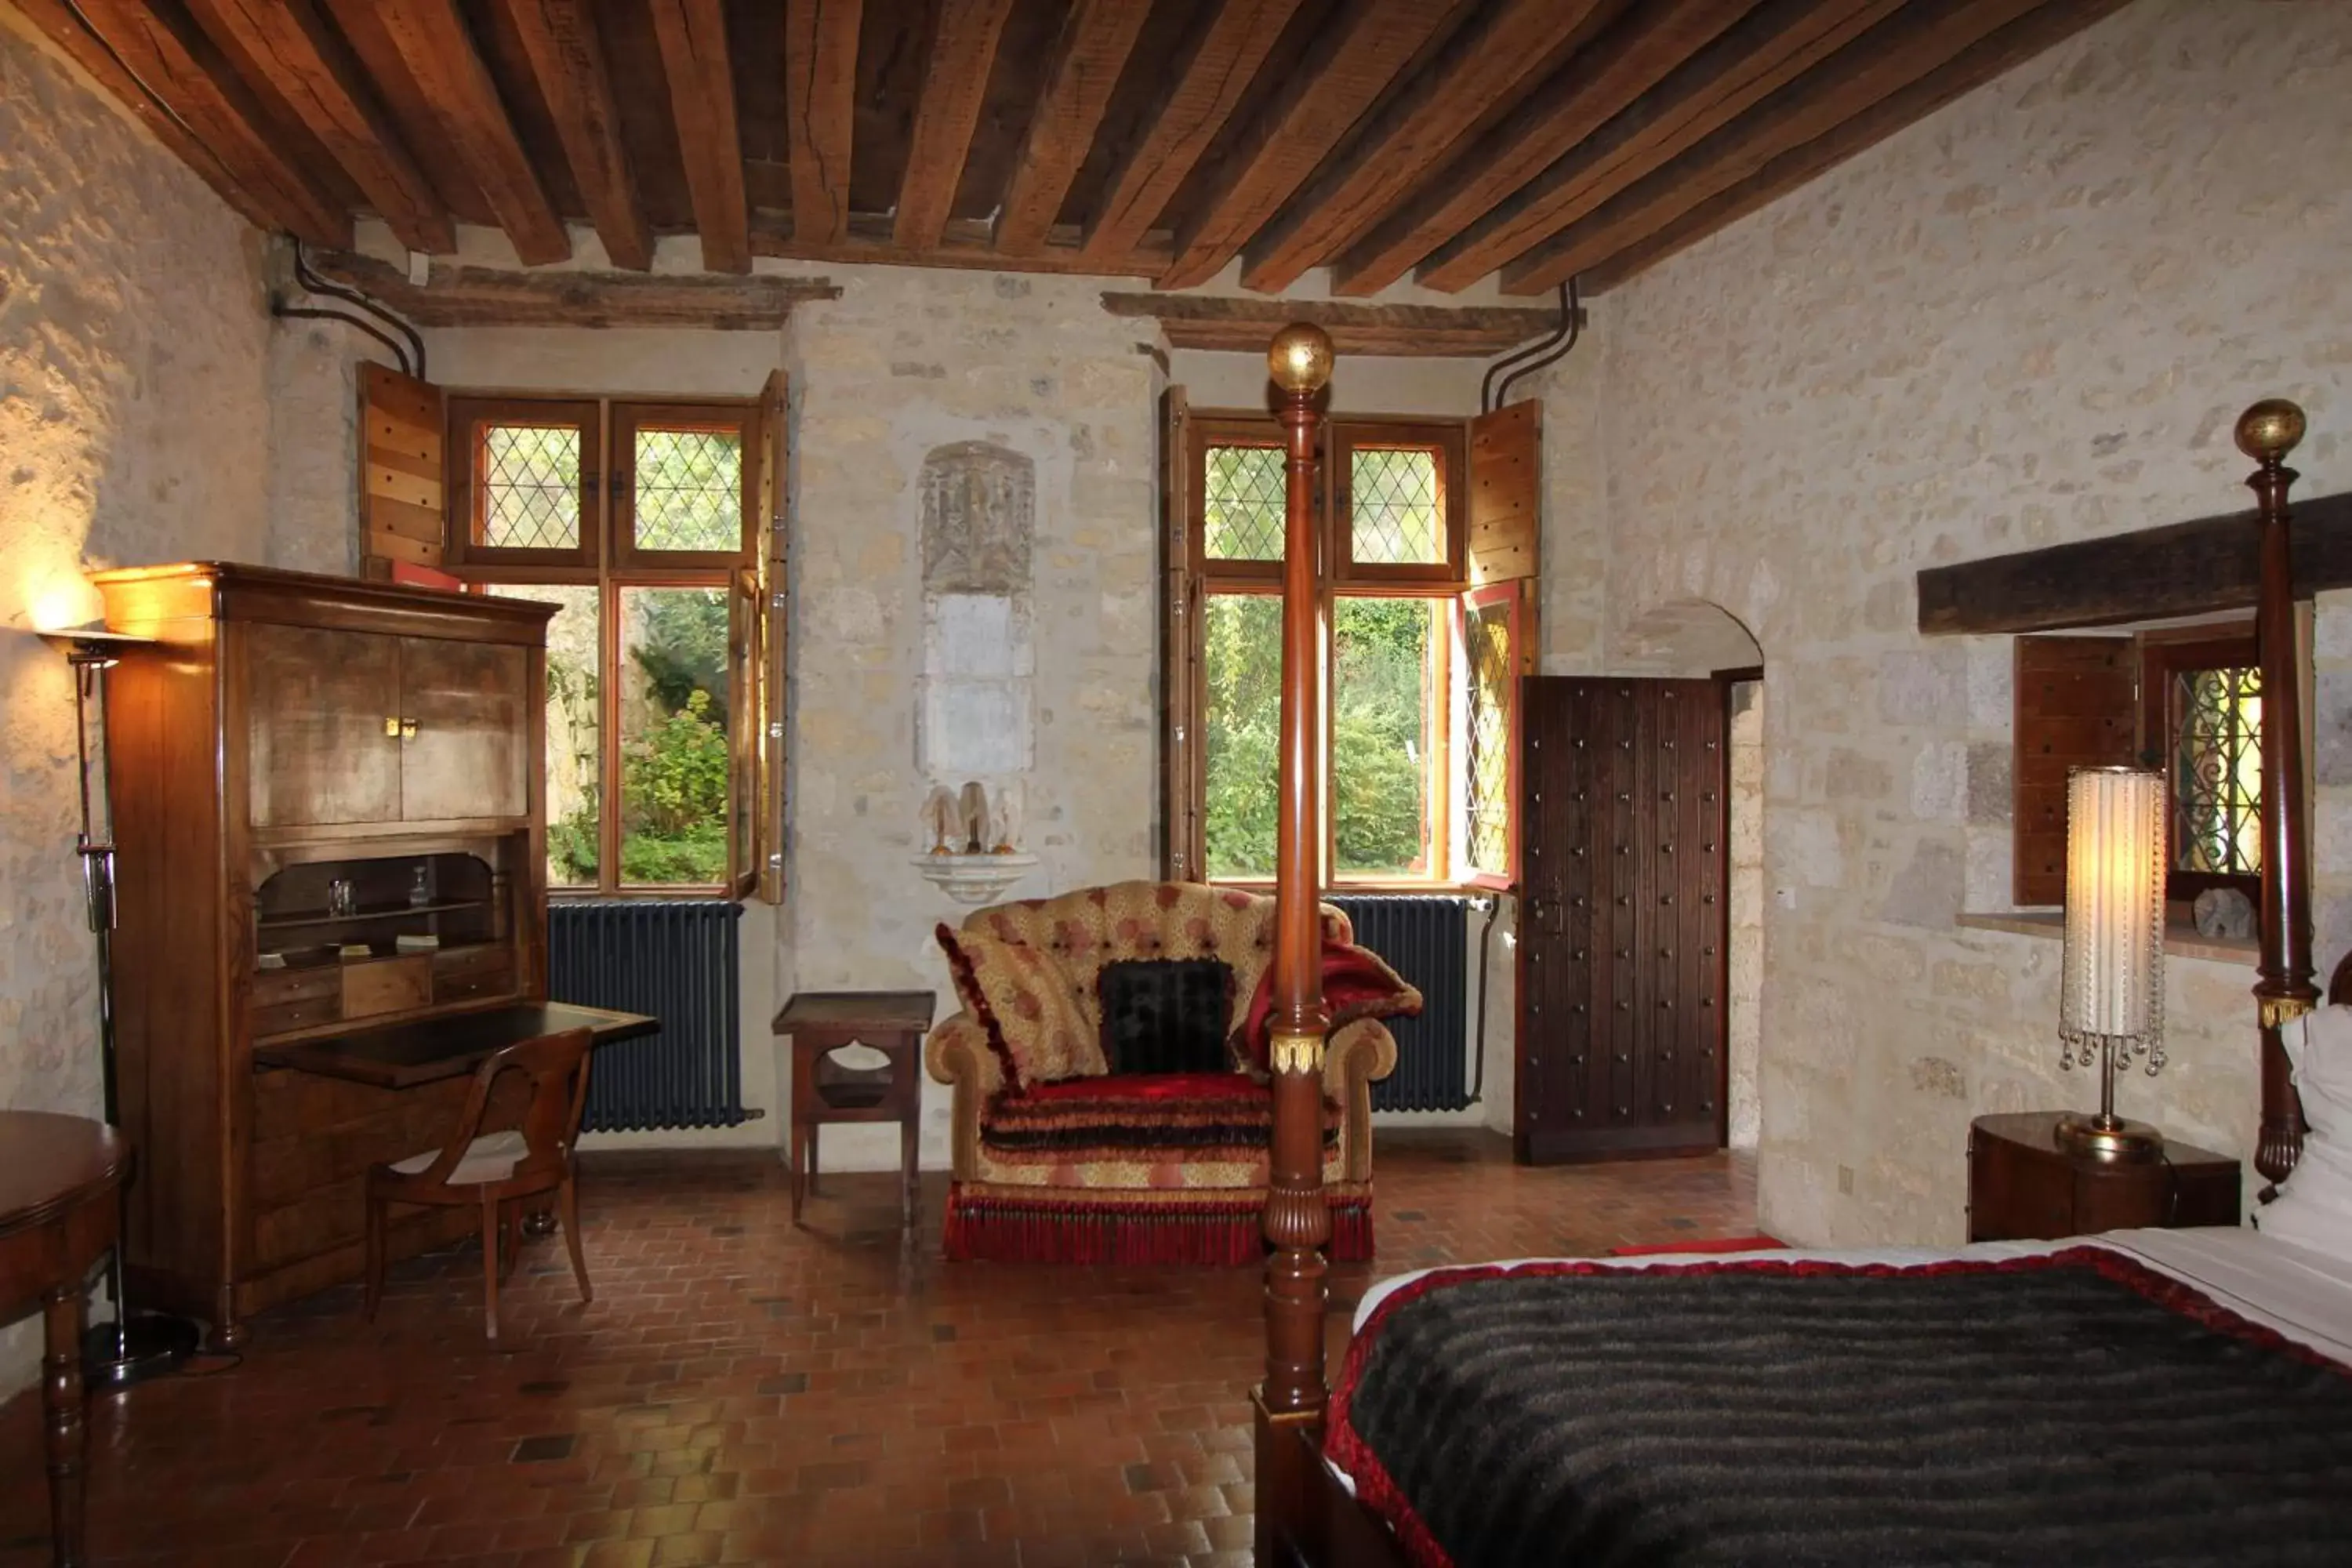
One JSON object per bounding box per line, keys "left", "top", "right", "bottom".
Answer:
{"left": 1967, "top": 1112, "right": 2241, "bottom": 1242}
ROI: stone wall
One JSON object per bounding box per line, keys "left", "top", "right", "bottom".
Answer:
{"left": 0, "top": 17, "right": 278, "bottom": 1392}
{"left": 1573, "top": 0, "right": 2352, "bottom": 1244}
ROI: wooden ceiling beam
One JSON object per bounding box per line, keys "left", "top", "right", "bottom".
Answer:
{"left": 499, "top": 0, "right": 648, "bottom": 270}
{"left": 783, "top": 0, "right": 861, "bottom": 245}
{"left": 648, "top": 0, "right": 750, "bottom": 273}
{"left": 752, "top": 212, "right": 1167, "bottom": 278}
{"left": 1414, "top": 0, "right": 1902, "bottom": 293}
{"left": 183, "top": 0, "right": 453, "bottom": 255}
{"left": 1238, "top": 0, "right": 1606, "bottom": 295}
{"left": 376, "top": 0, "right": 569, "bottom": 265}
{"left": 1329, "top": 0, "right": 1751, "bottom": 298}
{"left": 993, "top": 0, "right": 1150, "bottom": 257}
{"left": 1581, "top": 0, "right": 2134, "bottom": 294}
{"left": 1080, "top": 0, "right": 1303, "bottom": 269}
{"left": 1499, "top": 0, "right": 2056, "bottom": 294}
{"left": 1157, "top": 0, "right": 1457, "bottom": 292}
{"left": 4, "top": 0, "right": 280, "bottom": 232}
{"left": 1100, "top": 292, "right": 1563, "bottom": 358}
{"left": 310, "top": 249, "right": 840, "bottom": 328}
{"left": 56, "top": 0, "right": 353, "bottom": 246}
{"left": 894, "top": 0, "right": 1018, "bottom": 252}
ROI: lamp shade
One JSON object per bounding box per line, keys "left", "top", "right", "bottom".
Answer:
{"left": 2059, "top": 767, "right": 2167, "bottom": 1044}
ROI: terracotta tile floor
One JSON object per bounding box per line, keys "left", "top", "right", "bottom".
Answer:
{"left": 0, "top": 1131, "right": 1753, "bottom": 1567}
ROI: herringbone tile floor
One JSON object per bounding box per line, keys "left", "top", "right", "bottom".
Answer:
{"left": 0, "top": 1131, "right": 1755, "bottom": 1566}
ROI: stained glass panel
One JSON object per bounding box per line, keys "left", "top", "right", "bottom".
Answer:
{"left": 2172, "top": 664, "right": 2262, "bottom": 877}
{"left": 480, "top": 425, "right": 581, "bottom": 550}
{"left": 1464, "top": 598, "right": 1512, "bottom": 877}
{"left": 1349, "top": 446, "right": 1443, "bottom": 564}
{"left": 634, "top": 426, "right": 743, "bottom": 552}
{"left": 1203, "top": 445, "right": 1286, "bottom": 560}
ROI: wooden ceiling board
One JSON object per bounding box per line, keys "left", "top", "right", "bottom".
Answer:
{"left": 590, "top": 0, "right": 695, "bottom": 230}
{"left": 1051, "top": 0, "right": 1215, "bottom": 238}
{"left": 893, "top": 0, "right": 1019, "bottom": 249}
{"left": 990, "top": 0, "right": 1150, "bottom": 255}
{"left": 318, "top": 0, "right": 502, "bottom": 227}
{"left": 725, "top": 0, "right": 789, "bottom": 219}
{"left": 648, "top": 0, "right": 753, "bottom": 270}
{"left": 499, "top": 0, "right": 650, "bottom": 267}
{"left": 946, "top": 0, "right": 1067, "bottom": 227}
{"left": 850, "top": 0, "right": 942, "bottom": 218}
{"left": 460, "top": 0, "right": 586, "bottom": 219}
{"left": 784, "top": 0, "right": 862, "bottom": 243}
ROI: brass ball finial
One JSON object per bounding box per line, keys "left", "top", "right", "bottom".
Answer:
{"left": 2235, "top": 398, "right": 2306, "bottom": 463}
{"left": 1267, "top": 322, "right": 1334, "bottom": 395}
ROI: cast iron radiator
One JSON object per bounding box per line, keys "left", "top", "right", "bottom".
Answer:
{"left": 549, "top": 901, "right": 753, "bottom": 1132}
{"left": 1326, "top": 895, "right": 1472, "bottom": 1112}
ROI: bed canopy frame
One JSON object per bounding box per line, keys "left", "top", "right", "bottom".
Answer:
{"left": 1249, "top": 319, "right": 2319, "bottom": 1565}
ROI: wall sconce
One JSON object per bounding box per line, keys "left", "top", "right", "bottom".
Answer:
{"left": 2056, "top": 766, "right": 2169, "bottom": 1161}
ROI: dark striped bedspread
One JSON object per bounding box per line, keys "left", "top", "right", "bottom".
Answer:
{"left": 1326, "top": 1248, "right": 2352, "bottom": 1567}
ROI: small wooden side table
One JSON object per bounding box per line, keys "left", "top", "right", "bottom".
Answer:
{"left": 1967, "top": 1111, "right": 2241, "bottom": 1242}
{"left": 775, "top": 990, "right": 936, "bottom": 1225}
{"left": 0, "top": 1112, "right": 131, "bottom": 1568}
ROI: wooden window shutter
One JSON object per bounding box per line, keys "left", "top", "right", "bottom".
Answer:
{"left": 359, "top": 363, "right": 446, "bottom": 579}
{"left": 753, "top": 368, "right": 788, "bottom": 903}
{"left": 2012, "top": 635, "right": 2136, "bottom": 906}
{"left": 1462, "top": 399, "right": 1541, "bottom": 887}
{"left": 1161, "top": 385, "right": 1205, "bottom": 880}
{"left": 1466, "top": 400, "right": 1541, "bottom": 591}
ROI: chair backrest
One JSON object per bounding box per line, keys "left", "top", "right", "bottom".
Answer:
{"left": 416, "top": 1027, "right": 593, "bottom": 1189}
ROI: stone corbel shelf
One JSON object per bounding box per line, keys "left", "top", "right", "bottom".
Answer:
{"left": 914, "top": 852, "right": 1039, "bottom": 906}
{"left": 1955, "top": 911, "right": 2257, "bottom": 966}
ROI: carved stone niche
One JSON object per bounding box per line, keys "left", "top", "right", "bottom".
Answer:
{"left": 916, "top": 442, "right": 1035, "bottom": 780}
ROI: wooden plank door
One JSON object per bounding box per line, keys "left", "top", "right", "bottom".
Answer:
{"left": 245, "top": 624, "right": 404, "bottom": 827}
{"left": 1516, "top": 677, "right": 1729, "bottom": 1163}
{"left": 397, "top": 637, "right": 530, "bottom": 822}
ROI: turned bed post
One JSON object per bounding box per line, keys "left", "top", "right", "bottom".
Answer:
{"left": 1257, "top": 323, "right": 1337, "bottom": 1563}
{"left": 2241, "top": 399, "right": 2315, "bottom": 1194}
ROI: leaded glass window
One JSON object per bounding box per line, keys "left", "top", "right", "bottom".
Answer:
{"left": 2172, "top": 665, "right": 2261, "bottom": 877}
{"left": 1348, "top": 446, "right": 1444, "bottom": 565}
{"left": 1464, "top": 596, "right": 1513, "bottom": 878}
{"left": 633, "top": 426, "right": 743, "bottom": 552}
{"left": 1203, "top": 445, "right": 1286, "bottom": 561}
{"left": 480, "top": 425, "right": 582, "bottom": 550}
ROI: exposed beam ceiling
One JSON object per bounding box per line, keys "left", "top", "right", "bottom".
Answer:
{"left": 12, "top": 0, "right": 2129, "bottom": 296}
{"left": 310, "top": 249, "right": 840, "bottom": 328}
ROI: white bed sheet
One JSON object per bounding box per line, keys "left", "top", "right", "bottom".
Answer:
{"left": 1328, "top": 1226, "right": 2352, "bottom": 1498}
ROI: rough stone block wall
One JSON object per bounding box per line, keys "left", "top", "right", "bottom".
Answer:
{"left": 1582, "top": 0, "right": 2352, "bottom": 1244}
{"left": 0, "top": 18, "right": 278, "bottom": 1393}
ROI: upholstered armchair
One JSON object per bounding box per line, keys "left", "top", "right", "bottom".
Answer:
{"left": 924, "top": 880, "right": 1411, "bottom": 1263}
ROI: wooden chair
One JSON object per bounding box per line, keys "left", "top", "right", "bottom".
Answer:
{"left": 363, "top": 1027, "right": 594, "bottom": 1341}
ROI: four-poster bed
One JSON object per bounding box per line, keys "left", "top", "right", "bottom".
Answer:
{"left": 1250, "top": 333, "right": 2352, "bottom": 1567}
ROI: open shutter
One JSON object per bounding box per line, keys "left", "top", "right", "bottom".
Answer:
{"left": 359, "top": 363, "right": 446, "bottom": 579}
{"left": 1462, "top": 400, "right": 1542, "bottom": 887}
{"left": 753, "top": 368, "right": 788, "bottom": 902}
{"left": 2013, "top": 635, "right": 2136, "bottom": 906}
{"left": 1162, "top": 385, "right": 1205, "bottom": 880}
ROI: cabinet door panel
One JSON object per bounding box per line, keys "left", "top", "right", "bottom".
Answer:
{"left": 246, "top": 625, "right": 402, "bottom": 827}
{"left": 400, "top": 637, "right": 528, "bottom": 822}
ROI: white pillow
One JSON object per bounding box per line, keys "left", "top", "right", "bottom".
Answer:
{"left": 2258, "top": 1005, "right": 2352, "bottom": 1259}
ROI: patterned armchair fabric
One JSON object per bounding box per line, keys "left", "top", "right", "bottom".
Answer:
{"left": 926, "top": 880, "right": 1408, "bottom": 1264}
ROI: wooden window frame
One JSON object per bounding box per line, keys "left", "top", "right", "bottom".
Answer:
{"left": 444, "top": 396, "right": 603, "bottom": 571}
{"left": 2137, "top": 622, "right": 2262, "bottom": 905}
{"left": 449, "top": 392, "right": 764, "bottom": 900}
{"left": 1330, "top": 420, "right": 1466, "bottom": 587}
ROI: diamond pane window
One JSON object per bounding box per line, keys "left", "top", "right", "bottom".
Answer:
{"left": 2172, "top": 665, "right": 2262, "bottom": 877}
{"left": 1464, "top": 598, "right": 1512, "bottom": 877}
{"left": 1348, "top": 447, "right": 1443, "bottom": 565}
{"left": 480, "top": 424, "right": 582, "bottom": 550}
{"left": 634, "top": 426, "right": 743, "bottom": 553}
{"left": 1203, "top": 445, "right": 1286, "bottom": 561}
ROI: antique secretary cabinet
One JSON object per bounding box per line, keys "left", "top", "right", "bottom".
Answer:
{"left": 92, "top": 563, "right": 556, "bottom": 1345}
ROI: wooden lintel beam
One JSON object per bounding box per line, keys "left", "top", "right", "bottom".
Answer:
{"left": 995, "top": 0, "right": 1149, "bottom": 257}
{"left": 60, "top": 0, "right": 353, "bottom": 245}
{"left": 310, "top": 249, "right": 839, "bottom": 328}
{"left": 185, "top": 0, "right": 453, "bottom": 253}
{"left": 1330, "top": 0, "right": 1751, "bottom": 298}
{"left": 648, "top": 0, "right": 750, "bottom": 273}
{"left": 1239, "top": 0, "right": 1604, "bottom": 295}
{"left": 1158, "top": 0, "right": 1455, "bottom": 292}
{"left": 5, "top": 0, "right": 281, "bottom": 232}
{"left": 783, "top": 0, "right": 861, "bottom": 246}
{"left": 500, "top": 0, "right": 649, "bottom": 270}
{"left": 1581, "top": 0, "right": 2134, "bottom": 294}
{"left": 378, "top": 0, "right": 570, "bottom": 265}
{"left": 1413, "top": 0, "right": 1900, "bottom": 293}
{"left": 1915, "top": 492, "right": 2352, "bottom": 636}
{"left": 752, "top": 213, "right": 1166, "bottom": 278}
{"left": 1498, "top": 0, "right": 2050, "bottom": 295}
{"left": 1099, "top": 292, "right": 1562, "bottom": 358}
{"left": 894, "top": 0, "right": 1017, "bottom": 252}
{"left": 1081, "top": 0, "right": 1302, "bottom": 268}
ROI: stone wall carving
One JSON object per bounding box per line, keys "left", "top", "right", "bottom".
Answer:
{"left": 921, "top": 441, "right": 1033, "bottom": 593}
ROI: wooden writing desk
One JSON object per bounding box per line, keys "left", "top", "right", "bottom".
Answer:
{"left": 0, "top": 1112, "right": 130, "bottom": 1568}
{"left": 253, "top": 1001, "right": 656, "bottom": 1088}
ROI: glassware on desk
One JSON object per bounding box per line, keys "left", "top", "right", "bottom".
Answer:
{"left": 327, "top": 878, "right": 356, "bottom": 917}
{"left": 408, "top": 864, "right": 431, "bottom": 907}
